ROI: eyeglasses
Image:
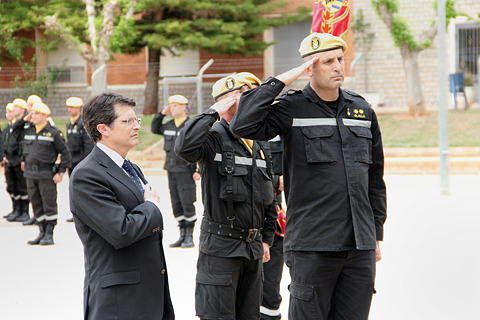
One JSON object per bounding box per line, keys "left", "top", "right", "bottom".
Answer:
{"left": 112, "top": 117, "right": 142, "bottom": 126}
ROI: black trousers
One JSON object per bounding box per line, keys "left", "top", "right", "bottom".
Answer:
{"left": 261, "top": 234, "right": 284, "bottom": 320}
{"left": 167, "top": 171, "right": 196, "bottom": 222}
{"left": 285, "top": 249, "right": 376, "bottom": 320}
{"left": 195, "top": 252, "right": 263, "bottom": 320}
{"left": 26, "top": 177, "right": 58, "bottom": 222}
{"left": 5, "top": 165, "right": 28, "bottom": 196}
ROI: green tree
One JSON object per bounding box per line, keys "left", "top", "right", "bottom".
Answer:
{"left": 371, "top": 0, "right": 456, "bottom": 117}
{"left": 125, "top": 0, "right": 310, "bottom": 114}
{"left": 0, "top": 0, "right": 61, "bottom": 97}
{"left": 41, "top": 0, "right": 136, "bottom": 95}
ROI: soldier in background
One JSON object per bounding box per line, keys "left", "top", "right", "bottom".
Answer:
{"left": 151, "top": 94, "right": 200, "bottom": 248}
{"left": 3, "top": 99, "right": 31, "bottom": 223}
{"left": 64, "top": 97, "right": 94, "bottom": 222}
{"left": 239, "top": 72, "right": 287, "bottom": 320}
{"left": 175, "top": 75, "right": 277, "bottom": 320}
{"left": 12, "top": 102, "right": 71, "bottom": 246}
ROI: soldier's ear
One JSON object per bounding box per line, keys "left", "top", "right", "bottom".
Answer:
{"left": 304, "top": 64, "right": 314, "bottom": 78}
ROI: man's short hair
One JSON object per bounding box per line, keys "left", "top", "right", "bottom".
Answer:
{"left": 82, "top": 92, "right": 136, "bottom": 143}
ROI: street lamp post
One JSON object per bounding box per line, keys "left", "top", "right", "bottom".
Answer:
{"left": 438, "top": 0, "right": 450, "bottom": 195}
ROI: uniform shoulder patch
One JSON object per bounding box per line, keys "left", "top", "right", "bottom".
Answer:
{"left": 286, "top": 89, "right": 301, "bottom": 95}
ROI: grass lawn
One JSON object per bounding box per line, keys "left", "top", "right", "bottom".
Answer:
{"left": 2, "top": 109, "right": 479, "bottom": 149}
{"left": 377, "top": 109, "right": 479, "bottom": 147}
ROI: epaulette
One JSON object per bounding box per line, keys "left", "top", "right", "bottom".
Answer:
{"left": 343, "top": 89, "right": 366, "bottom": 101}
{"left": 282, "top": 89, "right": 302, "bottom": 96}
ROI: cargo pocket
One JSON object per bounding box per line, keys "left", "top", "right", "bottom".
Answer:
{"left": 288, "top": 281, "right": 318, "bottom": 319}
{"left": 218, "top": 165, "right": 248, "bottom": 202}
{"left": 301, "top": 126, "right": 337, "bottom": 163}
{"left": 258, "top": 166, "right": 275, "bottom": 206}
{"left": 163, "top": 135, "right": 174, "bottom": 151}
{"left": 195, "top": 271, "right": 235, "bottom": 319}
{"left": 22, "top": 139, "right": 34, "bottom": 157}
{"left": 349, "top": 126, "right": 373, "bottom": 164}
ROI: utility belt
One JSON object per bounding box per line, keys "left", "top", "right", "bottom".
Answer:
{"left": 167, "top": 158, "right": 180, "bottom": 166}
{"left": 166, "top": 158, "right": 189, "bottom": 166}
{"left": 26, "top": 164, "right": 54, "bottom": 172}
{"left": 201, "top": 219, "right": 261, "bottom": 243}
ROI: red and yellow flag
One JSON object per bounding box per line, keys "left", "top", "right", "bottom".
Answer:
{"left": 311, "top": 0, "right": 351, "bottom": 41}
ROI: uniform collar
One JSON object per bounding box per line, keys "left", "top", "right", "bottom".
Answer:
{"left": 302, "top": 84, "right": 352, "bottom": 115}
{"left": 35, "top": 122, "right": 49, "bottom": 134}
{"left": 70, "top": 115, "right": 80, "bottom": 125}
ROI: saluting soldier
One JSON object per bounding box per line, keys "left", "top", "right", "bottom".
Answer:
{"left": 151, "top": 94, "right": 200, "bottom": 248}
{"left": 231, "top": 33, "right": 387, "bottom": 320}
{"left": 175, "top": 74, "right": 277, "bottom": 320}
{"left": 12, "top": 102, "right": 71, "bottom": 246}
{"left": 65, "top": 97, "right": 94, "bottom": 222}
{"left": 3, "top": 99, "right": 31, "bottom": 223}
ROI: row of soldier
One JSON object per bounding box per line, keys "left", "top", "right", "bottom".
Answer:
{"left": 2, "top": 32, "right": 386, "bottom": 320}
{"left": 151, "top": 72, "right": 286, "bottom": 319}
{"left": 1, "top": 95, "right": 93, "bottom": 245}
{"left": 0, "top": 88, "right": 286, "bottom": 319}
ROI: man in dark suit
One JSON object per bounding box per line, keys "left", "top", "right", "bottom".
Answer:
{"left": 69, "top": 92, "right": 174, "bottom": 320}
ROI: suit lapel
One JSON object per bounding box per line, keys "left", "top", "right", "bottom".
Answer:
{"left": 92, "top": 147, "right": 144, "bottom": 203}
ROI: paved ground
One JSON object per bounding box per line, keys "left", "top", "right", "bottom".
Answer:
{"left": 1, "top": 173, "right": 479, "bottom": 320}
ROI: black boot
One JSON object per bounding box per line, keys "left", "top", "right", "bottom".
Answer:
{"left": 169, "top": 222, "right": 186, "bottom": 248}
{"left": 22, "top": 217, "right": 36, "bottom": 226}
{"left": 40, "top": 221, "right": 56, "bottom": 246}
{"left": 15, "top": 199, "right": 30, "bottom": 222}
{"left": 6, "top": 198, "right": 21, "bottom": 221}
{"left": 27, "top": 221, "right": 46, "bottom": 245}
{"left": 4, "top": 196, "right": 19, "bottom": 218}
{"left": 181, "top": 221, "right": 195, "bottom": 248}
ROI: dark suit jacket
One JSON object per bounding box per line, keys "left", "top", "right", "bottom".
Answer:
{"left": 69, "top": 146, "right": 174, "bottom": 320}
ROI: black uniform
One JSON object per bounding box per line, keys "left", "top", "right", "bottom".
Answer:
{"left": 2, "top": 120, "right": 29, "bottom": 221}
{"left": 261, "top": 136, "right": 285, "bottom": 320}
{"left": 231, "top": 77, "right": 387, "bottom": 320}
{"left": 175, "top": 111, "right": 277, "bottom": 320}
{"left": 13, "top": 118, "right": 71, "bottom": 224}
{"left": 151, "top": 113, "right": 197, "bottom": 224}
{"left": 66, "top": 116, "right": 94, "bottom": 175}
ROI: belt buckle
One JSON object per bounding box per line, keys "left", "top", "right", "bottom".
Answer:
{"left": 246, "top": 228, "right": 258, "bottom": 243}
